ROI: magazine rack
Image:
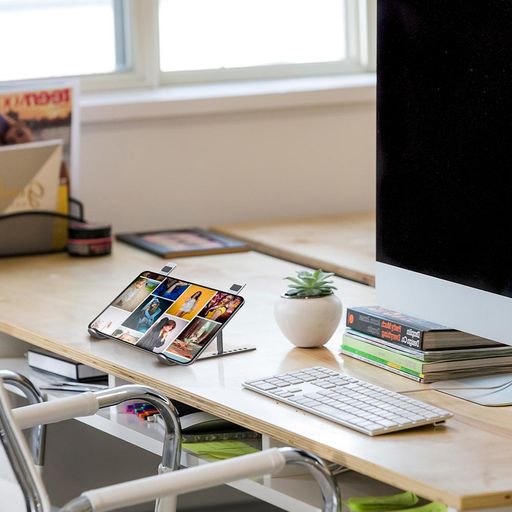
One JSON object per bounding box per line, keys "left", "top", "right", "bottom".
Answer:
{"left": 0, "top": 198, "right": 84, "bottom": 258}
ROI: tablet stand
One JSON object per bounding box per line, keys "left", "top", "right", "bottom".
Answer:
{"left": 157, "top": 330, "right": 256, "bottom": 366}
{"left": 156, "top": 268, "right": 255, "bottom": 365}
{"left": 90, "top": 264, "right": 256, "bottom": 366}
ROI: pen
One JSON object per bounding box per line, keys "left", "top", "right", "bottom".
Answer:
{"left": 40, "top": 385, "right": 108, "bottom": 393}
{"left": 45, "top": 381, "right": 108, "bottom": 390}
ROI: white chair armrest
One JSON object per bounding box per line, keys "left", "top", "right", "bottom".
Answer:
{"left": 62, "top": 448, "right": 341, "bottom": 512}
{"left": 66, "top": 448, "right": 286, "bottom": 512}
{"left": 13, "top": 393, "right": 99, "bottom": 430}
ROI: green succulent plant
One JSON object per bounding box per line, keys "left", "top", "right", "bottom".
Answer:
{"left": 284, "top": 269, "right": 337, "bottom": 298}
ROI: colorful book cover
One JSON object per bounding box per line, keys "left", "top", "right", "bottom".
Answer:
{"left": 341, "top": 331, "right": 512, "bottom": 378}
{"left": 345, "top": 329, "right": 512, "bottom": 362}
{"left": 341, "top": 332, "right": 425, "bottom": 377}
{"left": 339, "top": 347, "right": 423, "bottom": 382}
{"left": 0, "top": 78, "right": 79, "bottom": 201}
{"left": 346, "top": 305, "right": 450, "bottom": 349}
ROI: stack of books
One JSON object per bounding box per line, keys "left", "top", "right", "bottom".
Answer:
{"left": 340, "top": 306, "right": 512, "bottom": 383}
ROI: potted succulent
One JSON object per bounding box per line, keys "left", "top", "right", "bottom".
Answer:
{"left": 274, "top": 269, "right": 343, "bottom": 348}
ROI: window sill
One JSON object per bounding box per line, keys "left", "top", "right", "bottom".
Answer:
{"left": 80, "top": 74, "right": 376, "bottom": 124}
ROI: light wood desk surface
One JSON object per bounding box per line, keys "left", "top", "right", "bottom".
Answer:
{"left": 1, "top": 244, "right": 512, "bottom": 510}
{"left": 212, "top": 212, "right": 376, "bottom": 286}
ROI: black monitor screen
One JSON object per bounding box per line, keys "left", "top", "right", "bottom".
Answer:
{"left": 377, "top": 0, "right": 512, "bottom": 298}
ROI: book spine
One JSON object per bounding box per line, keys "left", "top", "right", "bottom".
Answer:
{"left": 346, "top": 329, "right": 427, "bottom": 361}
{"left": 340, "top": 342, "right": 424, "bottom": 378}
{"left": 346, "top": 308, "right": 424, "bottom": 349}
{"left": 342, "top": 333, "right": 426, "bottom": 373}
{"left": 340, "top": 348, "right": 423, "bottom": 382}
{"left": 27, "top": 353, "right": 79, "bottom": 380}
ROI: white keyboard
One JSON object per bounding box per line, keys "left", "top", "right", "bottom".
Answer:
{"left": 243, "top": 367, "right": 452, "bottom": 436}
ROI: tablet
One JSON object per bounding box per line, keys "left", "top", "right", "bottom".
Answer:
{"left": 88, "top": 271, "right": 245, "bottom": 365}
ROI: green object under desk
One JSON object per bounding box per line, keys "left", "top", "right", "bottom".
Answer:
{"left": 182, "top": 440, "right": 260, "bottom": 461}
{"left": 346, "top": 491, "right": 447, "bottom": 512}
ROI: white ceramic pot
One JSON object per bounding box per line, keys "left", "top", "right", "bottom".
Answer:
{"left": 274, "top": 293, "right": 343, "bottom": 348}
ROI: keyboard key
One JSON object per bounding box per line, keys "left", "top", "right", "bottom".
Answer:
{"left": 377, "top": 419, "right": 398, "bottom": 428}
{"left": 303, "top": 393, "right": 324, "bottom": 400}
{"left": 389, "top": 416, "right": 411, "bottom": 425}
{"left": 251, "top": 381, "right": 276, "bottom": 391}
{"left": 290, "top": 397, "right": 313, "bottom": 405}
{"left": 359, "top": 421, "right": 382, "bottom": 430}
{"left": 403, "top": 413, "right": 423, "bottom": 421}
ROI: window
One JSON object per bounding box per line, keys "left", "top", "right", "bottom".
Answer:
{"left": 0, "top": 0, "right": 375, "bottom": 91}
{"left": 0, "top": 0, "right": 128, "bottom": 82}
{"left": 158, "top": 0, "right": 360, "bottom": 82}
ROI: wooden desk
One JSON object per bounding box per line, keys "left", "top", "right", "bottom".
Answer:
{"left": 212, "top": 212, "right": 376, "bottom": 286}
{"left": 1, "top": 244, "right": 512, "bottom": 511}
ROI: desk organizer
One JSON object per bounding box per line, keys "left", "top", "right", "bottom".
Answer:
{"left": 0, "top": 198, "right": 84, "bottom": 257}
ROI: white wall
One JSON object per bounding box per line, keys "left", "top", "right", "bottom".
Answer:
{"left": 79, "top": 98, "right": 376, "bottom": 233}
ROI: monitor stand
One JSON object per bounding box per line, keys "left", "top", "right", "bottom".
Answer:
{"left": 435, "top": 374, "right": 512, "bottom": 406}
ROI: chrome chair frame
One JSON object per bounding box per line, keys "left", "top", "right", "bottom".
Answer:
{"left": 0, "top": 383, "right": 50, "bottom": 512}
{"left": 60, "top": 447, "right": 341, "bottom": 512}
{"left": 0, "top": 379, "right": 341, "bottom": 512}
{"left": 94, "top": 385, "right": 182, "bottom": 472}
{"left": 0, "top": 370, "right": 47, "bottom": 468}
{"left": 0, "top": 380, "right": 182, "bottom": 512}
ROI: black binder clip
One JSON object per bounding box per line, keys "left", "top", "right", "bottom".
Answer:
{"left": 228, "top": 283, "right": 245, "bottom": 294}
{"left": 160, "top": 263, "right": 177, "bottom": 275}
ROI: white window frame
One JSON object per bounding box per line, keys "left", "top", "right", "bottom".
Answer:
{"left": 79, "top": 0, "right": 159, "bottom": 92}
{"left": 14, "top": 0, "right": 376, "bottom": 93}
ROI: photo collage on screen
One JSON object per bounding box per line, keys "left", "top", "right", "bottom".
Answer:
{"left": 90, "top": 272, "right": 243, "bottom": 363}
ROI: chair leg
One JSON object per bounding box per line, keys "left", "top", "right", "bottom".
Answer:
{"left": 0, "top": 370, "right": 47, "bottom": 468}
{"left": 155, "top": 494, "right": 177, "bottom": 512}
{"left": 281, "top": 448, "right": 342, "bottom": 512}
{"left": 0, "top": 384, "right": 50, "bottom": 512}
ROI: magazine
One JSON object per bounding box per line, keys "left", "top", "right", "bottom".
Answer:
{"left": 0, "top": 78, "right": 79, "bottom": 216}
{"left": 117, "top": 228, "right": 249, "bottom": 258}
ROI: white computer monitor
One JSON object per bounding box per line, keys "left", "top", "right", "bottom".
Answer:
{"left": 376, "top": 0, "right": 512, "bottom": 346}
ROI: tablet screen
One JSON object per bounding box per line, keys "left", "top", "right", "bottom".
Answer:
{"left": 89, "top": 271, "right": 244, "bottom": 363}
